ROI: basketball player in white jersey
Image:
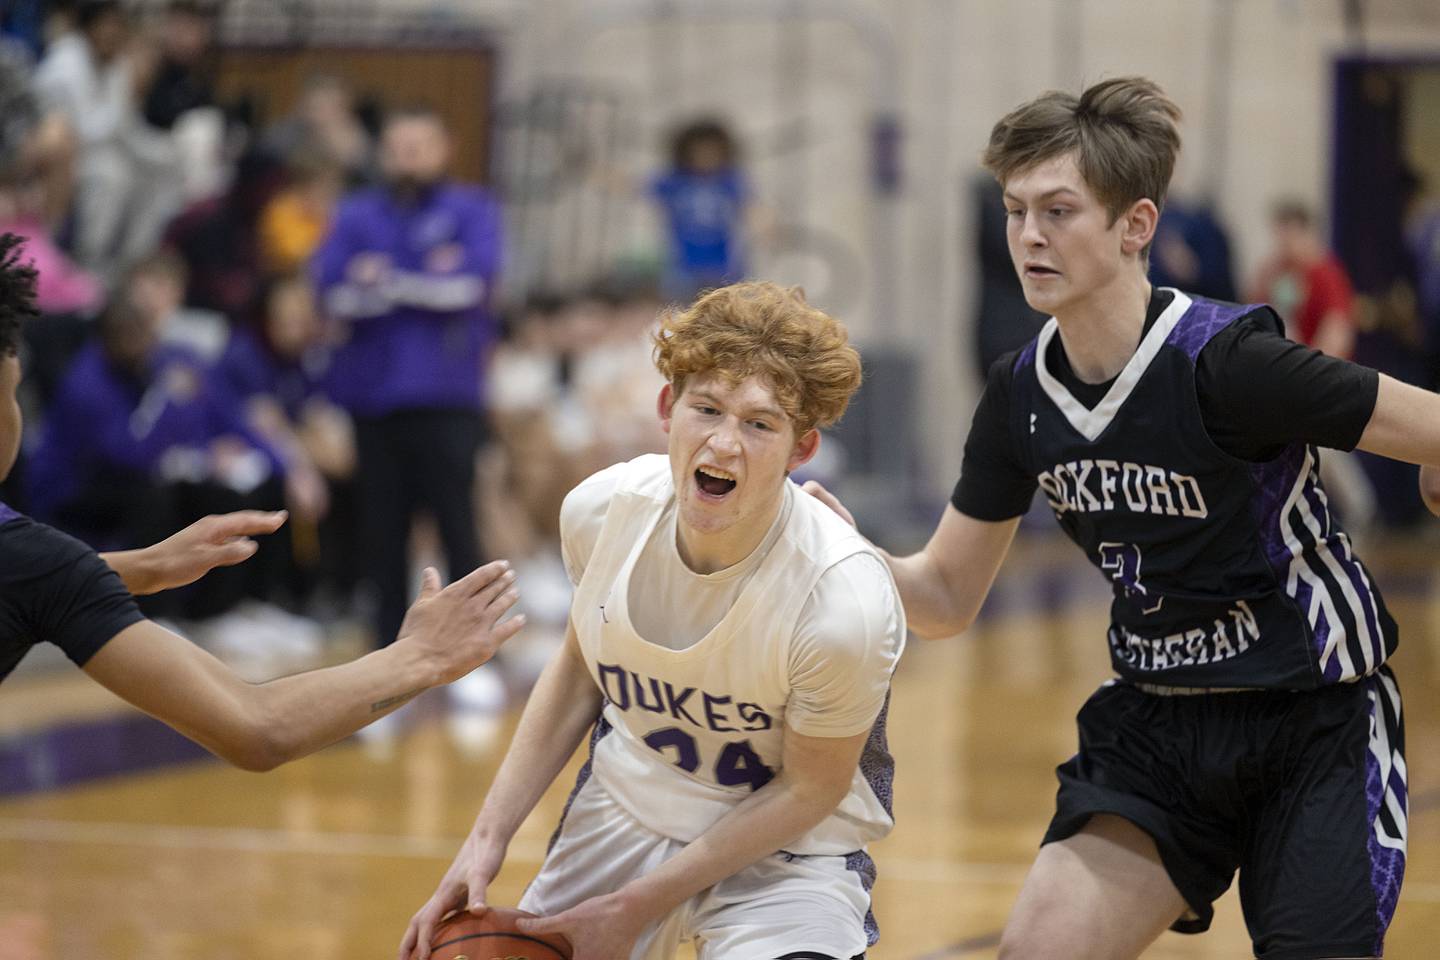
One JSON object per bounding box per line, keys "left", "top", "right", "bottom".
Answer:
{"left": 400, "top": 282, "right": 905, "bottom": 960}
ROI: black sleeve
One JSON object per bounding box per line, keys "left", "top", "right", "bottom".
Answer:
{"left": 0, "top": 518, "right": 145, "bottom": 672}
{"left": 950, "top": 354, "right": 1039, "bottom": 520}
{"left": 1196, "top": 309, "right": 1381, "bottom": 462}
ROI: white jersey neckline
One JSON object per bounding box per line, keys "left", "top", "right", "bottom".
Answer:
{"left": 607, "top": 478, "right": 798, "bottom": 662}
{"left": 1034, "top": 287, "right": 1192, "bottom": 442}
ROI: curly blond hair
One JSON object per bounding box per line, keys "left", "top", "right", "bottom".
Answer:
{"left": 653, "top": 282, "right": 862, "bottom": 436}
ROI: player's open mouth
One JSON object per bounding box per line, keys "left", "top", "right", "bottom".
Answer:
{"left": 1025, "top": 264, "right": 1060, "bottom": 278}
{"left": 695, "top": 466, "right": 737, "bottom": 499}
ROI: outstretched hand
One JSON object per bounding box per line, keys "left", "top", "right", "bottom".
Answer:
{"left": 123, "top": 511, "right": 289, "bottom": 595}
{"left": 397, "top": 562, "right": 526, "bottom": 686}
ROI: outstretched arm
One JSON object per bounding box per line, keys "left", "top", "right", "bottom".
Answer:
{"left": 100, "top": 511, "right": 288, "bottom": 595}
{"left": 882, "top": 506, "right": 1020, "bottom": 638}
{"left": 803, "top": 482, "right": 1019, "bottom": 639}
{"left": 83, "top": 563, "right": 524, "bottom": 771}
{"left": 1356, "top": 375, "right": 1440, "bottom": 517}
{"left": 1358, "top": 374, "right": 1440, "bottom": 467}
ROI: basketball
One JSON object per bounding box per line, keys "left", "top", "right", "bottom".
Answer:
{"left": 429, "top": 907, "right": 573, "bottom": 960}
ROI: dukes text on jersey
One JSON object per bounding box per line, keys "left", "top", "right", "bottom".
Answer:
{"left": 597, "top": 661, "right": 775, "bottom": 734}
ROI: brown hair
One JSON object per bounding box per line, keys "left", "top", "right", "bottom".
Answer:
{"left": 982, "top": 76, "right": 1182, "bottom": 226}
{"left": 653, "top": 281, "right": 862, "bottom": 436}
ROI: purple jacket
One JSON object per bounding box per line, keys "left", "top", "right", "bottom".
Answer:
{"left": 216, "top": 328, "right": 335, "bottom": 422}
{"left": 26, "top": 341, "right": 285, "bottom": 521}
{"left": 312, "top": 182, "right": 502, "bottom": 417}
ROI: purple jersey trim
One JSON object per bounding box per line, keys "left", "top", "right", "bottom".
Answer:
{"left": 1163, "top": 296, "right": 1258, "bottom": 361}
{"left": 1364, "top": 670, "right": 1406, "bottom": 956}
{"left": 846, "top": 849, "right": 880, "bottom": 946}
{"left": 860, "top": 694, "right": 895, "bottom": 818}
{"left": 847, "top": 693, "right": 895, "bottom": 945}
{"left": 1015, "top": 339, "right": 1038, "bottom": 373}
{"left": 0, "top": 501, "right": 18, "bottom": 525}
{"left": 1248, "top": 445, "right": 1309, "bottom": 572}
{"left": 546, "top": 713, "right": 612, "bottom": 853}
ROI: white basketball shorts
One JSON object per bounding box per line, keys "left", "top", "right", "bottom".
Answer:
{"left": 519, "top": 777, "right": 872, "bottom": 960}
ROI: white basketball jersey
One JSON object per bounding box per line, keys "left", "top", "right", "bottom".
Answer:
{"left": 570, "top": 455, "right": 904, "bottom": 856}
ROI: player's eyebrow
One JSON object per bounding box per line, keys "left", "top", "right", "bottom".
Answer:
{"left": 690, "top": 389, "right": 786, "bottom": 422}
{"left": 1003, "top": 187, "right": 1082, "bottom": 205}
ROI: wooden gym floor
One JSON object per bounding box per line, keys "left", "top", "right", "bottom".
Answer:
{"left": 3, "top": 531, "right": 1439, "bottom": 959}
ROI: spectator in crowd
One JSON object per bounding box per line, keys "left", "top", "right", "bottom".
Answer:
{"left": 1405, "top": 170, "right": 1440, "bottom": 390}
{"left": 263, "top": 73, "right": 376, "bottom": 186}
{"left": 164, "top": 149, "right": 285, "bottom": 318}
{"left": 217, "top": 271, "right": 356, "bottom": 603}
{"left": 1249, "top": 198, "right": 1374, "bottom": 530}
{"left": 25, "top": 287, "right": 309, "bottom": 623}
{"left": 313, "top": 103, "right": 502, "bottom": 649}
{"left": 482, "top": 291, "right": 572, "bottom": 560}
{"left": 259, "top": 151, "right": 344, "bottom": 273}
{"left": 477, "top": 280, "right": 669, "bottom": 686}
{"left": 129, "top": 249, "right": 227, "bottom": 360}
{"left": 0, "top": 0, "right": 68, "bottom": 59}
{"left": 483, "top": 282, "right": 666, "bottom": 579}
{"left": 32, "top": 0, "right": 181, "bottom": 278}
{"left": 571, "top": 277, "right": 669, "bottom": 465}
{"left": 137, "top": 0, "right": 224, "bottom": 203}
{"left": 0, "top": 36, "right": 78, "bottom": 233}
{"left": 0, "top": 168, "right": 99, "bottom": 317}
{"left": 1249, "top": 199, "right": 1357, "bottom": 360}
{"left": 139, "top": 0, "right": 215, "bottom": 133}
{"left": 971, "top": 173, "right": 1047, "bottom": 375}
{"left": 649, "top": 117, "right": 754, "bottom": 301}
{"left": 1149, "top": 194, "right": 1237, "bottom": 302}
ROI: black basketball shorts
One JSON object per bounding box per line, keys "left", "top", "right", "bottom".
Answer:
{"left": 1043, "top": 667, "right": 1406, "bottom": 960}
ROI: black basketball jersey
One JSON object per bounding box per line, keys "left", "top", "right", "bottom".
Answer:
{"left": 1007, "top": 289, "right": 1396, "bottom": 689}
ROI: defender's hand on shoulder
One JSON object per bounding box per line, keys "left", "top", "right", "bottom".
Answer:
{"left": 395, "top": 563, "right": 526, "bottom": 685}
{"left": 801, "top": 480, "right": 856, "bottom": 528}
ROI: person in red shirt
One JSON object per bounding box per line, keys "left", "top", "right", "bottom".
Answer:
{"left": 1249, "top": 200, "right": 1375, "bottom": 530}
{"left": 1249, "top": 199, "right": 1356, "bottom": 359}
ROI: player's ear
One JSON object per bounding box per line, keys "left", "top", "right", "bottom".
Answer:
{"left": 1120, "top": 197, "right": 1160, "bottom": 258}
{"left": 657, "top": 382, "right": 676, "bottom": 434}
{"left": 788, "top": 427, "right": 821, "bottom": 473}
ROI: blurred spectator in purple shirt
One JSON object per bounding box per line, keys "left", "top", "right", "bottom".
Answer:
{"left": 218, "top": 271, "right": 356, "bottom": 603}
{"left": 313, "top": 103, "right": 501, "bottom": 648}
{"left": 24, "top": 286, "right": 302, "bottom": 618}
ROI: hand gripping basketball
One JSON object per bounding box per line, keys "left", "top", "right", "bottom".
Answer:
{"left": 512, "top": 892, "right": 648, "bottom": 960}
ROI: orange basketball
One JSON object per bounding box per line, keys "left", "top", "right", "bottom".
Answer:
{"left": 429, "top": 907, "right": 573, "bottom": 960}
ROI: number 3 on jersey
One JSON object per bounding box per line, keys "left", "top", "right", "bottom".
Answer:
{"left": 1098, "top": 541, "right": 1164, "bottom": 614}
{"left": 642, "top": 726, "right": 775, "bottom": 790}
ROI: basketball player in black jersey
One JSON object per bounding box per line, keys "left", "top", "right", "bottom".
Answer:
{"left": 808, "top": 78, "right": 1440, "bottom": 958}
